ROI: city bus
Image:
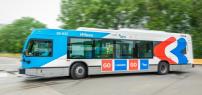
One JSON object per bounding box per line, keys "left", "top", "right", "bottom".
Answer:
{"left": 19, "top": 27, "right": 194, "bottom": 79}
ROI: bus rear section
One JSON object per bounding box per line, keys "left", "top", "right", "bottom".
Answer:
{"left": 19, "top": 28, "right": 194, "bottom": 79}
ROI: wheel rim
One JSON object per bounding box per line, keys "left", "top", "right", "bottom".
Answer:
{"left": 161, "top": 64, "right": 167, "bottom": 73}
{"left": 75, "top": 66, "right": 85, "bottom": 76}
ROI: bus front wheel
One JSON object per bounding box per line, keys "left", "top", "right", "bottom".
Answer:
{"left": 158, "top": 61, "right": 169, "bottom": 75}
{"left": 70, "top": 63, "right": 87, "bottom": 79}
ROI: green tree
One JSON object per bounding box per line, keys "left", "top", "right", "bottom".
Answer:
{"left": 145, "top": 0, "right": 192, "bottom": 33}
{"left": 189, "top": 0, "right": 202, "bottom": 58}
{"left": 58, "top": 0, "right": 149, "bottom": 29}
{"left": 59, "top": 0, "right": 193, "bottom": 31}
{"left": 0, "top": 17, "right": 46, "bottom": 53}
{"left": 59, "top": 0, "right": 202, "bottom": 58}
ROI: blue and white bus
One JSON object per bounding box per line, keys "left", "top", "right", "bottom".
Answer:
{"left": 19, "top": 27, "right": 193, "bottom": 79}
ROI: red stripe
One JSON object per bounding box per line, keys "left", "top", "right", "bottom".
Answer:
{"left": 154, "top": 37, "right": 177, "bottom": 64}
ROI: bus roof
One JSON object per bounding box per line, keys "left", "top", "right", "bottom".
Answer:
{"left": 30, "top": 27, "right": 190, "bottom": 39}
{"left": 77, "top": 27, "right": 187, "bottom": 36}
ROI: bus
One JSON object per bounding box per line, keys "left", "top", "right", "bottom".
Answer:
{"left": 19, "top": 27, "right": 194, "bottom": 79}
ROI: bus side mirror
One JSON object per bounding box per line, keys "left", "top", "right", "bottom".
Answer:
{"left": 23, "top": 49, "right": 29, "bottom": 56}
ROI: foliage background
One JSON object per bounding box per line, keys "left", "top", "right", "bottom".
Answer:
{"left": 59, "top": 0, "right": 202, "bottom": 58}
{"left": 0, "top": 0, "right": 201, "bottom": 58}
{"left": 0, "top": 17, "right": 46, "bottom": 53}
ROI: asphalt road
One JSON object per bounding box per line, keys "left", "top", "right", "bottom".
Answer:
{"left": 0, "top": 57, "right": 202, "bottom": 95}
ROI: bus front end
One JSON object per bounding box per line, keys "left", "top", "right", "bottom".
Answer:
{"left": 19, "top": 29, "right": 69, "bottom": 78}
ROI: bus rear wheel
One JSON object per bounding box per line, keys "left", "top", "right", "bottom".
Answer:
{"left": 70, "top": 63, "right": 87, "bottom": 79}
{"left": 158, "top": 61, "right": 169, "bottom": 75}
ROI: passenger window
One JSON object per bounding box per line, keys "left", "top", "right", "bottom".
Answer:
{"left": 136, "top": 41, "right": 153, "bottom": 58}
{"left": 69, "top": 38, "right": 93, "bottom": 59}
{"left": 100, "top": 40, "right": 114, "bottom": 58}
{"left": 115, "top": 40, "right": 133, "bottom": 59}
{"left": 94, "top": 39, "right": 102, "bottom": 58}
{"left": 68, "top": 38, "right": 154, "bottom": 59}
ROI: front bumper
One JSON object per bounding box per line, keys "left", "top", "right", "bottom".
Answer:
{"left": 19, "top": 69, "right": 25, "bottom": 74}
{"left": 18, "top": 67, "right": 69, "bottom": 78}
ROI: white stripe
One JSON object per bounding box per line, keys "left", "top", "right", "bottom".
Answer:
{"left": 42, "top": 54, "right": 68, "bottom": 67}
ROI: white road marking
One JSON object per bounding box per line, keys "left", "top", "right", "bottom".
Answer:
{"left": 0, "top": 72, "right": 11, "bottom": 77}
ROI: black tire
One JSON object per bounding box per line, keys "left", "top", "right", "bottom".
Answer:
{"left": 158, "top": 61, "right": 169, "bottom": 75}
{"left": 70, "top": 63, "right": 87, "bottom": 79}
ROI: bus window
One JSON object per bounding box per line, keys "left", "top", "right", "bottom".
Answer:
{"left": 100, "top": 40, "right": 114, "bottom": 58}
{"left": 26, "top": 40, "right": 52, "bottom": 57}
{"left": 94, "top": 39, "right": 102, "bottom": 58}
{"left": 115, "top": 40, "right": 133, "bottom": 59}
{"left": 136, "top": 41, "right": 153, "bottom": 58}
{"left": 69, "top": 38, "right": 93, "bottom": 59}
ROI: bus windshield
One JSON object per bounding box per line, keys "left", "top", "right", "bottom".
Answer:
{"left": 25, "top": 40, "right": 52, "bottom": 57}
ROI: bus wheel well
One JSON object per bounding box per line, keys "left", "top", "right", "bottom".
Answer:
{"left": 158, "top": 60, "right": 170, "bottom": 74}
{"left": 159, "top": 60, "right": 169, "bottom": 65}
{"left": 69, "top": 61, "right": 88, "bottom": 76}
{"left": 159, "top": 60, "right": 170, "bottom": 68}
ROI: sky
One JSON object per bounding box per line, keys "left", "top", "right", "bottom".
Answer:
{"left": 0, "top": 0, "right": 61, "bottom": 28}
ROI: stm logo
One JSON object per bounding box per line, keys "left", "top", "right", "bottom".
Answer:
{"left": 154, "top": 37, "right": 188, "bottom": 64}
